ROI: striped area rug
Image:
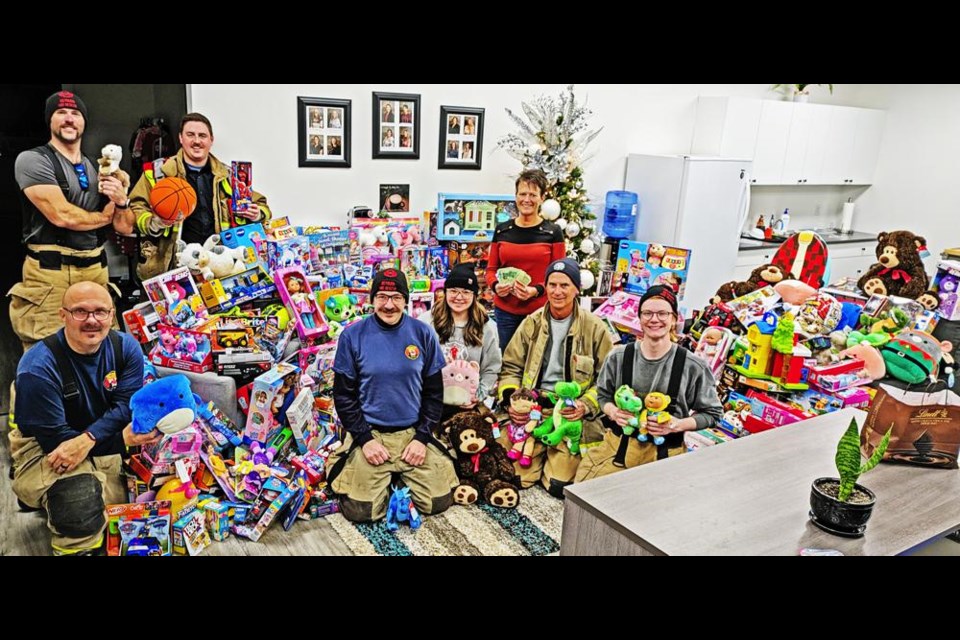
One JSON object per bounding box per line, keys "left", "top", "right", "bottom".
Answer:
{"left": 327, "top": 486, "right": 563, "bottom": 556}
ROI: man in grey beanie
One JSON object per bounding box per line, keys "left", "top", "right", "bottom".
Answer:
{"left": 497, "top": 257, "right": 614, "bottom": 498}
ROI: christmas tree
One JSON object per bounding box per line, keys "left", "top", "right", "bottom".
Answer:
{"left": 498, "top": 85, "right": 603, "bottom": 292}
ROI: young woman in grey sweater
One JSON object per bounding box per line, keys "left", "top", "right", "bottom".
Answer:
{"left": 419, "top": 264, "right": 502, "bottom": 412}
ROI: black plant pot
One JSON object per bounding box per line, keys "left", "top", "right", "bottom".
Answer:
{"left": 809, "top": 477, "right": 877, "bottom": 538}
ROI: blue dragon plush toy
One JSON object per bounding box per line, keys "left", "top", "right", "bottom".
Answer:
{"left": 130, "top": 374, "right": 197, "bottom": 435}
{"left": 385, "top": 484, "right": 421, "bottom": 532}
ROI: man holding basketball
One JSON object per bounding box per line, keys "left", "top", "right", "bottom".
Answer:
{"left": 116, "top": 113, "right": 273, "bottom": 281}
{"left": 9, "top": 90, "right": 130, "bottom": 351}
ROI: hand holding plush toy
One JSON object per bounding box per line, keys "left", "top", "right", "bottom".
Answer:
{"left": 638, "top": 392, "right": 672, "bottom": 446}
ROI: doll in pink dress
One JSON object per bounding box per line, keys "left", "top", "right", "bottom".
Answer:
{"left": 286, "top": 275, "right": 317, "bottom": 329}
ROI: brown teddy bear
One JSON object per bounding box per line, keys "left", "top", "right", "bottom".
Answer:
{"left": 446, "top": 412, "right": 520, "bottom": 509}
{"left": 711, "top": 263, "right": 794, "bottom": 305}
{"left": 857, "top": 230, "right": 929, "bottom": 299}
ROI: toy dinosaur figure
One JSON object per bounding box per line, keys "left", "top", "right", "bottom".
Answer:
{"left": 614, "top": 385, "right": 643, "bottom": 436}
{"left": 534, "top": 381, "right": 584, "bottom": 454}
{"left": 638, "top": 393, "right": 672, "bottom": 445}
{"left": 385, "top": 485, "right": 421, "bottom": 532}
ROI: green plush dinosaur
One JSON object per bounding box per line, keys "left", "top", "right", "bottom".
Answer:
{"left": 614, "top": 385, "right": 643, "bottom": 436}
{"left": 534, "top": 381, "right": 584, "bottom": 454}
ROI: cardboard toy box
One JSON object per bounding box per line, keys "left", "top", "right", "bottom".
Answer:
{"left": 106, "top": 500, "right": 172, "bottom": 556}
{"left": 244, "top": 362, "right": 300, "bottom": 443}
{"left": 615, "top": 240, "right": 692, "bottom": 300}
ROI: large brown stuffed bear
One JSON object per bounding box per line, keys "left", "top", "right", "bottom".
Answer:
{"left": 711, "top": 263, "right": 794, "bottom": 305}
{"left": 857, "top": 230, "right": 929, "bottom": 299}
{"left": 446, "top": 412, "right": 520, "bottom": 509}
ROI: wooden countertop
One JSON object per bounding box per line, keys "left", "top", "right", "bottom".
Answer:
{"left": 563, "top": 409, "right": 960, "bottom": 555}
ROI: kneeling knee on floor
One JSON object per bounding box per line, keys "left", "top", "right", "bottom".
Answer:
{"left": 47, "top": 474, "right": 105, "bottom": 538}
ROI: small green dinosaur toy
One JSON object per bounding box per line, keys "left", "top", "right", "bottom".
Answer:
{"left": 534, "top": 381, "right": 584, "bottom": 454}
{"left": 614, "top": 385, "right": 643, "bottom": 435}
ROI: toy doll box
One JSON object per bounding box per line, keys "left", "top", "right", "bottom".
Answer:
{"left": 933, "top": 260, "right": 960, "bottom": 320}
{"left": 150, "top": 324, "right": 213, "bottom": 373}
{"left": 274, "top": 266, "right": 330, "bottom": 341}
{"left": 141, "top": 266, "right": 210, "bottom": 330}
{"left": 244, "top": 362, "right": 300, "bottom": 444}
{"left": 615, "top": 240, "right": 692, "bottom": 300}
{"left": 106, "top": 500, "right": 172, "bottom": 556}
{"left": 231, "top": 161, "right": 253, "bottom": 215}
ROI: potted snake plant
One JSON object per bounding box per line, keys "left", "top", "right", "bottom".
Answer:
{"left": 809, "top": 416, "right": 891, "bottom": 537}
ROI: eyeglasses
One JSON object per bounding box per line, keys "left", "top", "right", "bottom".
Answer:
{"left": 640, "top": 310, "right": 675, "bottom": 321}
{"left": 63, "top": 307, "right": 113, "bottom": 321}
{"left": 374, "top": 294, "right": 405, "bottom": 306}
{"left": 73, "top": 162, "right": 89, "bottom": 191}
{"left": 446, "top": 288, "right": 474, "bottom": 299}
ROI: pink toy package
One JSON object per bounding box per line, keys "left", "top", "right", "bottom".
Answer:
{"left": 149, "top": 324, "right": 213, "bottom": 373}
{"left": 594, "top": 290, "right": 644, "bottom": 335}
{"left": 274, "top": 267, "right": 329, "bottom": 341}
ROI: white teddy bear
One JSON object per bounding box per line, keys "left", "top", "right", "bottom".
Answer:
{"left": 203, "top": 235, "right": 245, "bottom": 279}
{"left": 98, "top": 144, "right": 130, "bottom": 190}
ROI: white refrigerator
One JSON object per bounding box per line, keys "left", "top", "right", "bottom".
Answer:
{"left": 624, "top": 154, "right": 752, "bottom": 309}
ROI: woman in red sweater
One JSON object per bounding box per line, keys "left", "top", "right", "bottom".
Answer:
{"left": 485, "top": 169, "right": 566, "bottom": 352}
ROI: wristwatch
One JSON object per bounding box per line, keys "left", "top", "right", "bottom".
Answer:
{"left": 116, "top": 198, "right": 131, "bottom": 209}
{"left": 83, "top": 431, "right": 96, "bottom": 443}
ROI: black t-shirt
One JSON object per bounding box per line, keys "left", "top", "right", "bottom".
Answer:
{"left": 181, "top": 162, "right": 215, "bottom": 244}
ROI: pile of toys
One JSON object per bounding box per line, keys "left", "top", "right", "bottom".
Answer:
{"left": 679, "top": 229, "right": 955, "bottom": 452}
{"left": 113, "top": 197, "right": 515, "bottom": 552}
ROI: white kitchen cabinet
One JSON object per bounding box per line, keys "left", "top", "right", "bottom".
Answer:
{"left": 732, "top": 250, "right": 777, "bottom": 282}
{"left": 693, "top": 98, "right": 885, "bottom": 186}
{"left": 751, "top": 102, "right": 793, "bottom": 185}
{"left": 734, "top": 242, "right": 875, "bottom": 288}
{"left": 827, "top": 243, "right": 876, "bottom": 281}
{"left": 781, "top": 104, "right": 832, "bottom": 185}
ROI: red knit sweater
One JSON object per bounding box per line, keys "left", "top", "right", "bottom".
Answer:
{"left": 485, "top": 220, "right": 565, "bottom": 315}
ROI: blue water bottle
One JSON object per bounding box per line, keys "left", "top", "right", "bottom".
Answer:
{"left": 602, "top": 190, "right": 639, "bottom": 239}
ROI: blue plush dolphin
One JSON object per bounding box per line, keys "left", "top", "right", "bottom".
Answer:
{"left": 130, "top": 374, "right": 197, "bottom": 434}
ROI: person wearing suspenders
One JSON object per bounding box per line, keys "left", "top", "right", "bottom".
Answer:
{"left": 9, "top": 91, "right": 130, "bottom": 351}
{"left": 577, "top": 286, "right": 723, "bottom": 481}
{"left": 10, "top": 282, "right": 159, "bottom": 555}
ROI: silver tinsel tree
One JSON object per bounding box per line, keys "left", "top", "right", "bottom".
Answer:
{"left": 498, "top": 85, "right": 603, "bottom": 292}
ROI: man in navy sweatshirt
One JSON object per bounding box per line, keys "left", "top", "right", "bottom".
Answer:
{"left": 330, "top": 269, "right": 458, "bottom": 522}
{"left": 11, "top": 282, "right": 159, "bottom": 555}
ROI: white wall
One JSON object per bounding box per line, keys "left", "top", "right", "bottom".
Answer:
{"left": 192, "top": 84, "right": 957, "bottom": 268}
{"left": 191, "top": 83, "right": 861, "bottom": 228}
{"left": 851, "top": 84, "right": 960, "bottom": 267}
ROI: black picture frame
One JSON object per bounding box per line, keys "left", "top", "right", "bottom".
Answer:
{"left": 372, "top": 91, "right": 420, "bottom": 160}
{"left": 298, "top": 96, "right": 351, "bottom": 168}
{"left": 438, "top": 105, "right": 484, "bottom": 170}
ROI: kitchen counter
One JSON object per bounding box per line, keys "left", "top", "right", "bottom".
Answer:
{"left": 739, "top": 229, "right": 876, "bottom": 252}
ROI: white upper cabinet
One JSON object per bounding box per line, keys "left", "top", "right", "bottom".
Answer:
{"left": 751, "top": 101, "right": 793, "bottom": 184}
{"left": 693, "top": 98, "right": 886, "bottom": 186}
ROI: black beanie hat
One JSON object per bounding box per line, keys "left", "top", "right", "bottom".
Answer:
{"left": 45, "top": 91, "right": 88, "bottom": 124}
{"left": 371, "top": 268, "right": 409, "bottom": 301}
{"left": 639, "top": 284, "right": 678, "bottom": 314}
{"left": 444, "top": 263, "right": 479, "bottom": 294}
{"left": 546, "top": 258, "right": 581, "bottom": 290}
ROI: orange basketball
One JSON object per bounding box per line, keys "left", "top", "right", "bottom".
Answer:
{"left": 149, "top": 177, "right": 197, "bottom": 223}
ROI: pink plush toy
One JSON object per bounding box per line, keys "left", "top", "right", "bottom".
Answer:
{"left": 774, "top": 279, "right": 817, "bottom": 306}
{"left": 442, "top": 359, "right": 480, "bottom": 406}
{"left": 839, "top": 342, "right": 886, "bottom": 381}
